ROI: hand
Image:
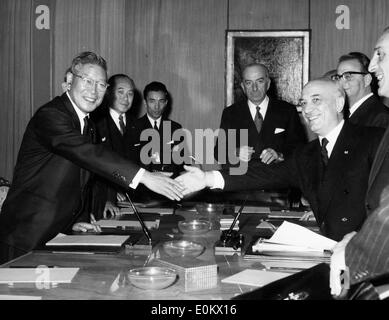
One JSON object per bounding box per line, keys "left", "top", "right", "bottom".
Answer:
{"left": 72, "top": 214, "right": 101, "bottom": 233}
{"left": 116, "top": 192, "right": 126, "bottom": 202}
{"left": 330, "top": 231, "right": 357, "bottom": 298}
{"left": 260, "top": 148, "right": 283, "bottom": 164}
{"left": 140, "top": 170, "right": 184, "bottom": 201}
{"left": 175, "top": 165, "right": 210, "bottom": 195}
{"left": 237, "top": 146, "right": 255, "bottom": 162}
{"left": 103, "top": 201, "right": 121, "bottom": 219}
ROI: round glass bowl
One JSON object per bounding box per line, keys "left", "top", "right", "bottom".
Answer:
{"left": 178, "top": 219, "right": 211, "bottom": 235}
{"left": 127, "top": 267, "right": 177, "bottom": 290}
{"left": 195, "top": 203, "right": 225, "bottom": 216}
{"left": 162, "top": 240, "right": 205, "bottom": 258}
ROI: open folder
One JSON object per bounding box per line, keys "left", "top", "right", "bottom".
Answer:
{"left": 251, "top": 221, "right": 337, "bottom": 258}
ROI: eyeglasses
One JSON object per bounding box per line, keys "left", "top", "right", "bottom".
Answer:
{"left": 331, "top": 71, "right": 368, "bottom": 82}
{"left": 72, "top": 73, "right": 109, "bottom": 92}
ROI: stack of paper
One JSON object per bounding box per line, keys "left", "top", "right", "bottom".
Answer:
{"left": 251, "top": 221, "right": 337, "bottom": 258}
{"left": 235, "top": 206, "right": 271, "bottom": 214}
{"left": 220, "top": 215, "right": 239, "bottom": 231}
{"left": 46, "top": 234, "right": 130, "bottom": 247}
{"left": 118, "top": 206, "right": 174, "bottom": 215}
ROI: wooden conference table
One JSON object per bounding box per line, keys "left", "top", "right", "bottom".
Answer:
{"left": 0, "top": 192, "right": 319, "bottom": 300}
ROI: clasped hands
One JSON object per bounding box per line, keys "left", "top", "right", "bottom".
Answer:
{"left": 238, "top": 146, "right": 283, "bottom": 164}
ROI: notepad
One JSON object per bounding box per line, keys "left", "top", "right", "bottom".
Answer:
{"left": 221, "top": 269, "right": 289, "bottom": 287}
{"left": 0, "top": 268, "right": 79, "bottom": 284}
{"left": 96, "top": 219, "right": 160, "bottom": 229}
{"left": 46, "top": 235, "right": 130, "bottom": 247}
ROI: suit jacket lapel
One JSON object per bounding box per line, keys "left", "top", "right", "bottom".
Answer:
{"left": 319, "top": 123, "right": 355, "bottom": 216}
{"left": 368, "top": 126, "right": 389, "bottom": 188}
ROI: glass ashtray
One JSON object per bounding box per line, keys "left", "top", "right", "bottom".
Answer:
{"left": 195, "top": 203, "right": 225, "bottom": 216}
{"left": 162, "top": 240, "right": 205, "bottom": 258}
{"left": 127, "top": 266, "right": 177, "bottom": 290}
{"left": 178, "top": 219, "right": 211, "bottom": 235}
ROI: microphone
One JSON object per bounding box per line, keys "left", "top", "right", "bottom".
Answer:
{"left": 125, "top": 192, "right": 152, "bottom": 246}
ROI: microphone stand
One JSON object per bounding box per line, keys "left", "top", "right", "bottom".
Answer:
{"left": 125, "top": 192, "right": 152, "bottom": 246}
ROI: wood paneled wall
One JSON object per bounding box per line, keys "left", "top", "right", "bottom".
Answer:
{"left": 2, "top": 0, "right": 389, "bottom": 179}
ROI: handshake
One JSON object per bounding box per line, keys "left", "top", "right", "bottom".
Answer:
{"left": 175, "top": 165, "right": 215, "bottom": 196}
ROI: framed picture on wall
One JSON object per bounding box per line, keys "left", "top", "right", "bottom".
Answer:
{"left": 226, "top": 30, "right": 310, "bottom": 111}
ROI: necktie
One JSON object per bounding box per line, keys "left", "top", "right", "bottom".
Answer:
{"left": 118, "top": 114, "right": 126, "bottom": 135}
{"left": 254, "top": 106, "right": 263, "bottom": 134}
{"left": 82, "top": 116, "right": 90, "bottom": 136}
{"left": 321, "top": 138, "right": 329, "bottom": 167}
{"left": 154, "top": 120, "right": 158, "bottom": 130}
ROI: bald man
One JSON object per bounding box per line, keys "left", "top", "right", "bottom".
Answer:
{"left": 215, "top": 63, "right": 306, "bottom": 167}
{"left": 177, "top": 79, "right": 384, "bottom": 241}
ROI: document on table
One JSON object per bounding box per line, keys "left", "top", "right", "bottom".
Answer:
{"left": 0, "top": 268, "right": 79, "bottom": 284}
{"left": 46, "top": 234, "right": 130, "bottom": 247}
{"left": 221, "top": 269, "right": 289, "bottom": 287}
{"left": 96, "top": 219, "right": 160, "bottom": 229}
{"left": 118, "top": 207, "right": 174, "bottom": 215}
{"left": 235, "top": 206, "right": 271, "bottom": 214}
{"left": 0, "top": 295, "right": 42, "bottom": 300}
{"left": 252, "top": 221, "right": 337, "bottom": 254}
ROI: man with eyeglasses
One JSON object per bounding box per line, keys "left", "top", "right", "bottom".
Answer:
{"left": 333, "top": 52, "right": 389, "bottom": 128}
{"left": 0, "top": 52, "right": 184, "bottom": 264}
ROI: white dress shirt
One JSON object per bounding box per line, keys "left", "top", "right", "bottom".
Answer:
{"left": 109, "top": 108, "right": 126, "bottom": 132}
{"left": 147, "top": 114, "right": 162, "bottom": 129}
{"left": 247, "top": 95, "right": 269, "bottom": 121}
{"left": 349, "top": 93, "right": 373, "bottom": 117}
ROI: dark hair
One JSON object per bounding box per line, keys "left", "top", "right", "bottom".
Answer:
{"left": 143, "top": 81, "right": 168, "bottom": 100}
{"left": 70, "top": 51, "right": 107, "bottom": 76}
{"left": 104, "top": 74, "right": 135, "bottom": 107}
{"left": 338, "top": 52, "right": 370, "bottom": 73}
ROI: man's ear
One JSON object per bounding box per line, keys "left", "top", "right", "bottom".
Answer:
{"left": 336, "top": 96, "right": 345, "bottom": 113}
{"left": 266, "top": 78, "right": 271, "bottom": 91}
{"left": 364, "top": 73, "right": 372, "bottom": 87}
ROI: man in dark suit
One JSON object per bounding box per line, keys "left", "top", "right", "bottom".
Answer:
{"left": 215, "top": 63, "right": 306, "bottom": 167}
{"left": 177, "top": 79, "right": 384, "bottom": 241}
{"left": 0, "top": 52, "right": 184, "bottom": 264}
{"left": 90, "top": 74, "right": 137, "bottom": 219}
{"left": 131, "top": 81, "right": 185, "bottom": 176}
{"left": 333, "top": 52, "right": 389, "bottom": 128}
{"left": 330, "top": 28, "right": 389, "bottom": 298}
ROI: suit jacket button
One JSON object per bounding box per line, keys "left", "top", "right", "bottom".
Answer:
{"left": 341, "top": 217, "right": 348, "bottom": 222}
{"left": 343, "top": 189, "right": 349, "bottom": 195}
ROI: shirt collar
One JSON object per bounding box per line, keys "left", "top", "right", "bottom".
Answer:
{"left": 247, "top": 95, "right": 269, "bottom": 120}
{"left": 109, "top": 108, "right": 126, "bottom": 131}
{"left": 349, "top": 93, "right": 373, "bottom": 116}
{"left": 147, "top": 114, "right": 162, "bottom": 128}
{"left": 318, "top": 119, "right": 345, "bottom": 157}
{"left": 66, "top": 91, "right": 88, "bottom": 133}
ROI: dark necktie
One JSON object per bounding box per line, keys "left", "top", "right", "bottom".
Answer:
{"left": 254, "top": 106, "right": 263, "bottom": 134}
{"left": 118, "top": 114, "right": 126, "bottom": 135}
{"left": 82, "top": 116, "right": 91, "bottom": 136}
{"left": 154, "top": 120, "right": 158, "bottom": 130}
{"left": 321, "top": 138, "right": 329, "bottom": 167}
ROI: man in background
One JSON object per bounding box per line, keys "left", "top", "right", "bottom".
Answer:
{"left": 91, "top": 74, "right": 137, "bottom": 219}
{"left": 215, "top": 63, "right": 306, "bottom": 167}
{"left": 0, "top": 52, "right": 184, "bottom": 264}
{"left": 331, "top": 27, "right": 389, "bottom": 298}
{"left": 333, "top": 51, "right": 389, "bottom": 128}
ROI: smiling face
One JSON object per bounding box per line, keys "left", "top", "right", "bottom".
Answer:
{"left": 111, "top": 78, "right": 134, "bottom": 114}
{"left": 369, "top": 32, "right": 389, "bottom": 98}
{"left": 337, "top": 59, "right": 371, "bottom": 105}
{"left": 68, "top": 63, "right": 107, "bottom": 114}
{"left": 240, "top": 65, "right": 270, "bottom": 105}
{"left": 300, "top": 80, "right": 344, "bottom": 137}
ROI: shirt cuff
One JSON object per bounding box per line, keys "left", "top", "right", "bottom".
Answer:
{"left": 211, "top": 170, "right": 225, "bottom": 189}
{"left": 129, "top": 168, "right": 145, "bottom": 189}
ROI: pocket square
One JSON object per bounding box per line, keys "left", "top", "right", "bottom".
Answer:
{"left": 274, "top": 128, "right": 285, "bottom": 134}
{"left": 101, "top": 137, "right": 107, "bottom": 142}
